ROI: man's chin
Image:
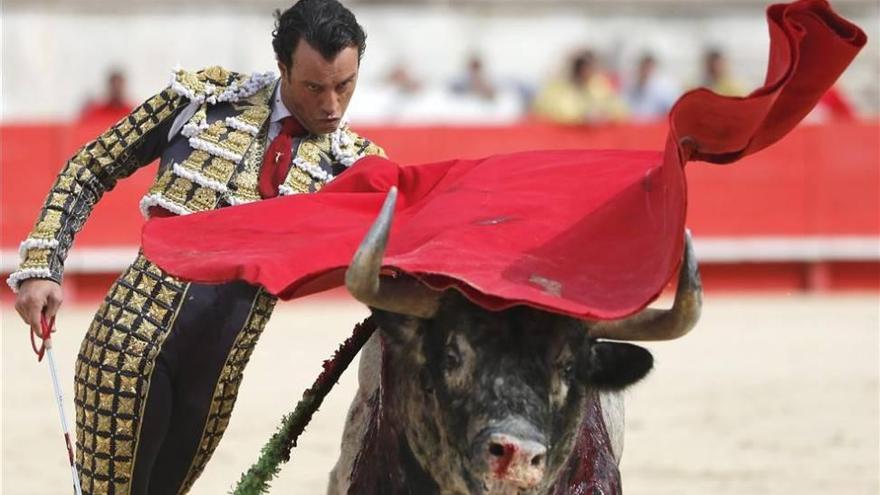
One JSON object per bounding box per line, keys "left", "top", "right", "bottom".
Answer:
{"left": 312, "top": 121, "right": 341, "bottom": 135}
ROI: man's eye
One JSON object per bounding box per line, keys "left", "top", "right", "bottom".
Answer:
{"left": 307, "top": 84, "right": 321, "bottom": 92}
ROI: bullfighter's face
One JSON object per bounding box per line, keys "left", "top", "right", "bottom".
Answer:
{"left": 277, "top": 39, "right": 358, "bottom": 135}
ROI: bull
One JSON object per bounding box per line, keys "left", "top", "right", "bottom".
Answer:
{"left": 328, "top": 189, "right": 702, "bottom": 494}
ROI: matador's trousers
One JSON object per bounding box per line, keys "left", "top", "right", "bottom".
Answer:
{"left": 73, "top": 253, "right": 276, "bottom": 495}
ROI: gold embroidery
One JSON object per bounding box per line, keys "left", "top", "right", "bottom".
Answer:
{"left": 287, "top": 167, "right": 313, "bottom": 194}
{"left": 114, "top": 440, "right": 132, "bottom": 457}
{"left": 175, "top": 69, "right": 205, "bottom": 96}
{"left": 201, "top": 65, "right": 230, "bottom": 84}
{"left": 156, "top": 286, "right": 178, "bottom": 306}
{"left": 145, "top": 262, "right": 163, "bottom": 276}
{"left": 135, "top": 320, "right": 157, "bottom": 340}
{"left": 106, "top": 305, "right": 121, "bottom": 321}
{"left": 108, "top": 331, "right": 126, "bottom": 350}
{"left": 118, "top": 398, "right": 135, "bottom": 415}
{"left": 117, "top": 419, "right": 133, "bottom": 436}
{"left": 97, "top": 415, "right": 112, "bottom": 434}
{"left": 119, "top": 376, "right": 138, "bottom": 395}
{"left": 139, "top": 277, "right": 157, "bottom": 295}
{"left": 35, "top": 210, "right": 63, "bottom": 234}
{"left": 49, "top": 193, "right": 69, "bottom": 208}
{"left": 167, "top": 177, "right": 193, "bottom": 204}
{"left": 93, "top": 479, "right": 109, "bottom": 493}
{"left": 122, "top": 354, "right": 141, "bottom": 373}
{"left": 100, "top": 371, "right": 116, "bottom": 389}
{"left": 298, "top": 141, "right": 322, "bottom": 164}
{"left": 20, "top": 249, "right": 51, "bottom": 269}
{"left": 203, "top": 157, "right": 235, "bottom": 183}
{"left": 57, "top": 175, "right": 75, "bottom": 191}
{"left": 75, "top": 257, "right": 191, "bottom": 494}
{"left": 235, "top": 106, "right": 272, "bottom": 130}
{"left": 148, "top": 303, "right": 169, "bottom": 322}
{"left": 97, "top": 325, "right": 111, "bottom": 343}
{"left": 190, "top": 188, "right": 218, "bottom": 211}
{"left": 98, "top": 393, "right": 114, "bottom": 412}
{"left": 118, "top": 310, "right": 136, "bottom": 330}
{"left": 128, "top": 292, "right": 147, "bottom": 310}
{"left": 127, "top": 339, "right": 147, "bottom": 357}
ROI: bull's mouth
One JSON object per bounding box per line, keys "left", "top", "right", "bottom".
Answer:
{"left": 478, "top": 478, "right": 540, "bottom": 495}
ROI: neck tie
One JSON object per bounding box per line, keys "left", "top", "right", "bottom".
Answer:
{"left": 259, "top": 116, "right": 306, "bottom": 199}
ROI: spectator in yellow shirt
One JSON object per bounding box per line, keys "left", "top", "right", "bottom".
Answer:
{"left": 533, "top": 49, "right": 627, "bottom": 124}
{"left": 700, "top": 48, "right": 746, "bottom": 97}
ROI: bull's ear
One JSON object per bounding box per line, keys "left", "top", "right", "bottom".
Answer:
{"left": 581, "top": 341, "right": 653, "bottom": 390}
{"left": 370, "top": 308, "right": 421, "bottom": 352}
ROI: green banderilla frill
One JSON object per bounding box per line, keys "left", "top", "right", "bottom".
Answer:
{"left": 231, "top": 316, "right": 378, "bottom": 494}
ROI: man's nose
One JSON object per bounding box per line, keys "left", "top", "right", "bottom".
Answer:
{"left": 321, "top": 92, "right": 341, "bottom": 118}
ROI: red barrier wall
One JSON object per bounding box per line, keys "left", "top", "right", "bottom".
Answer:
{"left": 2, "top": 119, "right": 878, "bottom": 300}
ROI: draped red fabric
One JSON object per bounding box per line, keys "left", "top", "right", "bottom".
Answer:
{"left": 141, "top": 0, "right": 865, "bottom": 320}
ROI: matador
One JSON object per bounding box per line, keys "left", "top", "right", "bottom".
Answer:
{"left": 9, "top": 1, "right": 383, "bottom": 493}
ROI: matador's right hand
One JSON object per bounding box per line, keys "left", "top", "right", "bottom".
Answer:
{"left": 15, "top": 279, "right": 63, "bottom": 340}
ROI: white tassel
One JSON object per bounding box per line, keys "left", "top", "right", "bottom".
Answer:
{"left": 278, "top": 184, "right": 298, "bottom": 196}
{"left": 188, "top": 137, "right": 244, "bottom": 163}
{"left": 139, "top": 194, "right": 194, "bottom": 219}
{"left": 225, "top": 194, "right": 257, "bottom": 206}
{"left": 224, "top": 116, "right": 261, "bottom": 136}
{"left": 6, "top": 268, "right": 54, "bottom": 294}
{"left": 172, "top": 163, "right": 229, "bottom": 193}
{"left": 292, "top": 157, "right": 333, "bottom": 183}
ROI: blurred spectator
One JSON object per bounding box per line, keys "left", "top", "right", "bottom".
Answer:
{"left": 699, "top": 48, "right": 745, "bottom": 96}
{"left": 532, "top": 49, "right": 627, "bottom": 124}
{"left": 349, "top": 58, "right": 524, "bottom": 125}
{"left": 386, "top": 63, "right": 423, "bottom": 95}
{"left": 622, "top": 53, "right": 680, "bottom": 121}
{"left": 79, "top": 69, "right": 133, "bottom": 121}
{"left": 450, "top": 54, "right": 497, "bottom": 101}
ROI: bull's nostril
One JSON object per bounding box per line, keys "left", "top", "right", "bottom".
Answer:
{"left": 531, "top": 454, "right": 544, "bottom": 467}
{"left": 488, "top": 442, "right": 505, "bottom": 457}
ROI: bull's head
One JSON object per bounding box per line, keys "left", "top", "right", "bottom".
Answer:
{"left": 346, "top": 188, "right": 701, "bottom": 494}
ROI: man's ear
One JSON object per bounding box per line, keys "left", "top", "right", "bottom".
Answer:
{"left": 277, "top": 59, "right": 290, "bottom": 79}
{"left": 579, "top": 341, "right": 653, "bottom": 391}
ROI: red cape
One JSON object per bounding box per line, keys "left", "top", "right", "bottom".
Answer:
{"left": 142, "top": 0, "right": 864, "bottom": 320}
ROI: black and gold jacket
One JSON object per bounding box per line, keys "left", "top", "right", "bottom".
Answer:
{"left": 8, "top": 66, "right": 385, "bottom": 291}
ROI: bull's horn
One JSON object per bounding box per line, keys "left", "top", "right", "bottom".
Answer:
{"left": 345, "top": 187, "right": 441, "bottom": 318}
{"left": 586, "top": 231, "right": 702, "bottom": 341}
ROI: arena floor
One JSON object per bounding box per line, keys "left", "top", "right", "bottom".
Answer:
{"left": 2, "top": 294, "right": 878, "bottom": 494}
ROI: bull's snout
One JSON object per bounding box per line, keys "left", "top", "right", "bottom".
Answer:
{"left": 483, "top": 432, "right": 547, "bottom": 489}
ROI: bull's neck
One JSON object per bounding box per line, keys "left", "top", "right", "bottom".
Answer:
{"left": 548, "top": 390, "right": 622, "bottom": 495}
{"left": 346, "top": 346, "right": 441, "bottom": 495}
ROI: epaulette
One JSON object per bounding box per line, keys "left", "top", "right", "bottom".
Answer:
{"left": 169, "top": 65, "right": 276, "bottom": 105}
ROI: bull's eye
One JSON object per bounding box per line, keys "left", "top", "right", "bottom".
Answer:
{"left": 562, "top": 362, "right": 575, "bottom": 383}
{"left": 445, "top": 349, "right": 462, "bottom": 370}
{"left": 419, "top": 368, "right": 434, "bottom": 392}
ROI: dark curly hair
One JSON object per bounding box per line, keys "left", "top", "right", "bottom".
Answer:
{"left": 272, "top": 0, "right": 366, "bottom": 70}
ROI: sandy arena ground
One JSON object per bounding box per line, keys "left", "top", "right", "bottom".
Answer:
{"left": 2, "top": 294, "right": 878, "bottom": 494}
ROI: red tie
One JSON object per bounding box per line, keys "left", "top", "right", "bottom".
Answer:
{"left": 259, "top": 116, "right": 306, "bottom": 199}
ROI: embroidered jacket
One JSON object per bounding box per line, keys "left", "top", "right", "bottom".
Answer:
{"left": 8, "top": 66, "right": 385, "bottom": 291}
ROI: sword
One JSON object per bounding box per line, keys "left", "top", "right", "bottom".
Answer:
{"left": 33, "top": 314, "right": 83, "bottom": 495}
